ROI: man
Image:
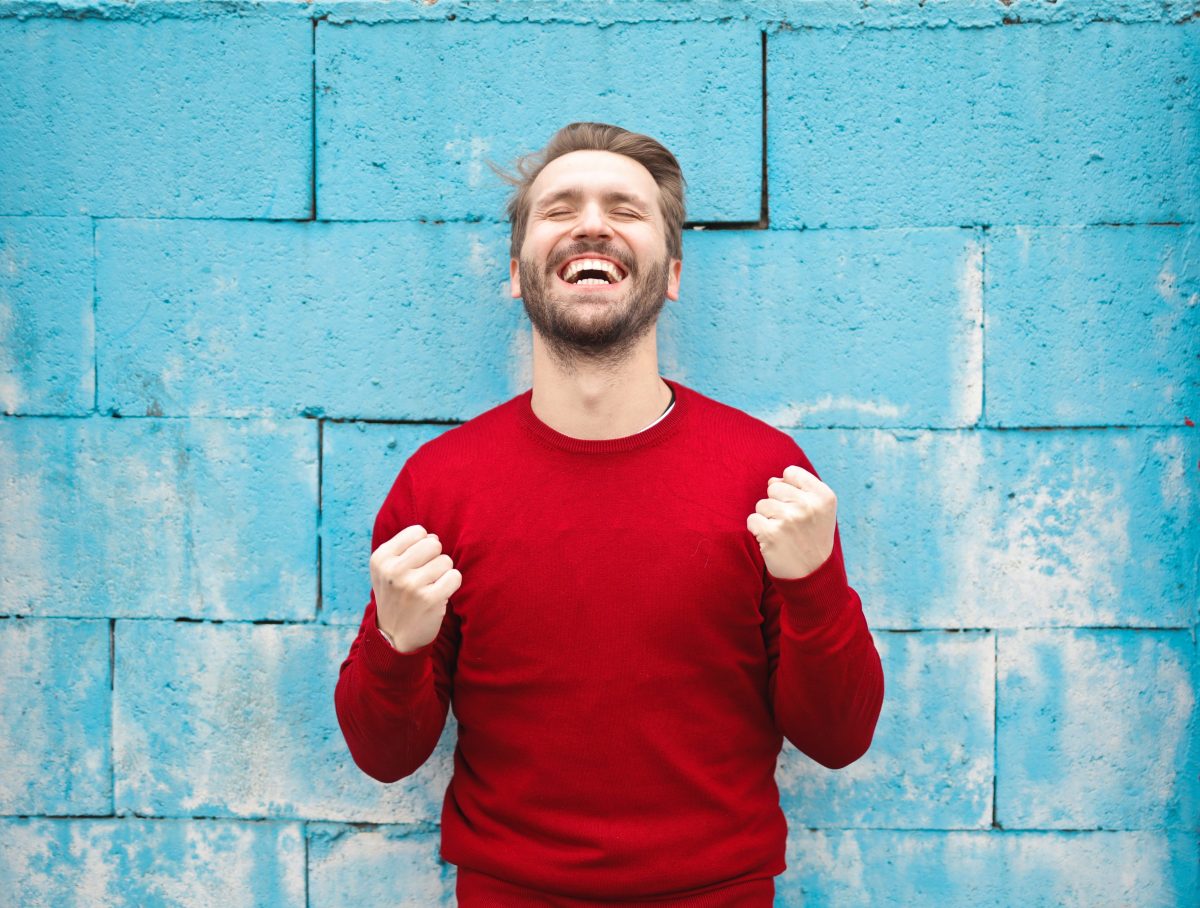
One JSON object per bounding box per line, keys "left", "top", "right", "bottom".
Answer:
{"left": 335, "top": 122, "right": 884, "bottom": 906}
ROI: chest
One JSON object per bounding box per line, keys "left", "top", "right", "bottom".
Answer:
{"left": 442, "top": 472, "right": 769, "bottom": 687}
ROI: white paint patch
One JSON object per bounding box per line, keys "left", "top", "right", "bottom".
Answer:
{"left": 309, "top": 827, "right": 446, "bottom": 903}
{"left": 80, "top": 299, "right": 96, "bottom": 403}
{"left": 91, "top": 425, "right": 189, "bottom": 613}
{"left": 211, "top": 272, "right": 241, "bottom": 295}
{"left": 1152, "top": 254, "right": 1189, "bottom": 348}
{"left": 189, "top": 421, "right": 253, "bottom": 618}
{"left": 160, "top": 351, "right": 186, "bottom": 400}
{"left": 655, "top": 311, "right": 687, "bottom": 386}
{"left": 947, "top": 435, "right": 1136, "bottom": 626}
{"left": 0, "top": 431, "right": 48, "bottom": 610}
{"left": 158, "top": 816, "right": 259, "bottom": 903}
{"left": 953, "top": 238, "right": 984, "bottom": 426}
{"left": 776, "top": 632, "right": 993, "bottom": 827}
{"left": 0, "top": 235, "right": 28, "bottom": 277}
{"left": 801, "top": 831, "right": 867, "bottom": 897}
{"left": 444, "top": 135, "right": 494, "bottom": 190}
{"left": 1151, "top": 435, "right": 1191, "bottom": 513}
{"left": 167, "top": 625, "right": 452, "bottom": 822}
{"left": 466, "top": 230, "right": 499, "bottom": 279}
{"left": 0, "top": 376, "right": 19, "bottom": 413}
{"left": 1013, "top": 225, "right": 1032, "bottom": 265}
{"left": 0, "top": 820, "right": 54, "bottom": 897}
{"left": 70, "top": 821, "right": 118, "bottom": 905}
{"left": 0, "top": 300, "right": 18, "bottom": 412}
{"left": 764, "top": 395, "right": 907, "bottom": 426}
{"left": 1155, "top": 258, "right": 1177, "bottom": 304}
{"left": 1003, "top": 630, "right": 1194, "bottom": 826}
{"left": 509, "top": 326, "right": 533, "bottom": 393}
{"left": 0, "top": 621, "right": 52, "bottom": 807}
{"left": 1004, "top": 830, "right": 1175, "bottom": 906}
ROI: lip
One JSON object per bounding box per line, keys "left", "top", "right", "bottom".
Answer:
{"left": 555, "top": 254, "right": 629, "bottom": 282}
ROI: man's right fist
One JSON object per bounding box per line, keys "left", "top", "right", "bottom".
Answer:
{"left": 369, "top": 524, "right": 462, "bottom": 654}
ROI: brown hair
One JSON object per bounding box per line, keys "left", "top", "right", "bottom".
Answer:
{"left": 489, "top": 122, "right": 687, "bottom": 263}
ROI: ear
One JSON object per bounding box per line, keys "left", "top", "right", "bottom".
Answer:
{"left": 509, "top": 257, "right": 521, "bottom": 299}
{"left": 666, "top": 258, "right": 683, "bottom": 301}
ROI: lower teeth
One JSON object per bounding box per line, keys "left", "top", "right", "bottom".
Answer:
{"left": 575, "top": 278, "right": 610, "bottom": 285}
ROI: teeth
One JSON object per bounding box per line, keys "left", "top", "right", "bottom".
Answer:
{"left": 560, "top": 257, "right": 625, "bottom": 284}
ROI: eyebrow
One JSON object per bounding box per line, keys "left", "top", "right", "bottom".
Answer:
{"left": 533, "top": 188, "right": 652, "bottom": 215}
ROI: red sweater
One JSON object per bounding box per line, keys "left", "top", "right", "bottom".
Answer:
{"left": 334, "top": 378, "right": 884, "bottom": 904}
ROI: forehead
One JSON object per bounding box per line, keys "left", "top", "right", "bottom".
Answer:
{"left": 529, "top": 150, "right": 659, "bottom": 208}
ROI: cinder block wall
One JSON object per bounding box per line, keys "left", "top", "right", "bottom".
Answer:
{"left": 1, "top": 1, "right": 1197, "bottom": 904}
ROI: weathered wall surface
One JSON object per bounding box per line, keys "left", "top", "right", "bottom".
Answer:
{"left": 1, "top": 1, "right": 1197, "bottom": 904}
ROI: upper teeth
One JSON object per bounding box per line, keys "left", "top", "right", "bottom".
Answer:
{"left": 561, "top": 258, "right": 625, "bottom": 283}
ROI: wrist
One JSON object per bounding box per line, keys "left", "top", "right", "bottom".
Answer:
{"left": 374, "top": 617, "right": 401, "bottom": 651}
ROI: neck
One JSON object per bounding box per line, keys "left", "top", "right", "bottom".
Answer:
{"left": 527, "top": 328, "right": 672, "bottom": 440}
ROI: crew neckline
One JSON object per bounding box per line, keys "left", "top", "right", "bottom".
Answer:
{"left": 517, "top": 377, "right": 687, "bottom": 454}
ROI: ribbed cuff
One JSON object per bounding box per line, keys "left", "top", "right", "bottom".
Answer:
{"left": 768, "top": 547, "right": 853, "bottom": 628}
{"left": 362, "top": 620, "right": 435, "bottom": 685}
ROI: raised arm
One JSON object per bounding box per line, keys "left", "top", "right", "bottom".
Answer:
{"left": 748, "top": 448, "right": 884, "bottom": 769}
{"left": 333, "top": 463, "right": 460, "bottom": 783}
{"left": 762, "top": 525, "right": 884, "bottom": 768}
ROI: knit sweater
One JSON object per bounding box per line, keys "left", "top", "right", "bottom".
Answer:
{"left": 334, "top": 377, "right": 885, "bottom": 904}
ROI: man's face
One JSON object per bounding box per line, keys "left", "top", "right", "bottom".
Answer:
{"left": 510, "top": 150, "right": 683, "bottom": 370}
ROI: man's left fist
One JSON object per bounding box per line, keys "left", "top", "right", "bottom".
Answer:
{"left": 746, "top": 464, "right": 838, "bottom": 580}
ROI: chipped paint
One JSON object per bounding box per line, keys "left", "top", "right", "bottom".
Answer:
{"left": 954, "top": 237, "right": 984, "bottom": 426}
{"left": 766, "top": 395, "right": 907, "bottom": 426}
{"left": 1, "top": 2, "right": 1197, "bottom": 904}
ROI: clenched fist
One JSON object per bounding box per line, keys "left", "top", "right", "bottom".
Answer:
{"left": 746, "top": 464, "right": 838, "bottom": 581}
{"left": 369, "top": 524, "right": 462, "bottom": 654}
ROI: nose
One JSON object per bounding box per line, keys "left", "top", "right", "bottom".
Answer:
{"left": 571, "top": 201, "right": 613, "bottom": 239}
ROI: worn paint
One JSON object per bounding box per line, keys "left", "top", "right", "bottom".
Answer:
{"left": 0, "top": 3, "right": 1197, "bottom": 905}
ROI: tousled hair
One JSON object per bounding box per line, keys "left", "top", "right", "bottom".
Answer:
{"left": 488, "top": 122, "right": 687, "bottom": 263}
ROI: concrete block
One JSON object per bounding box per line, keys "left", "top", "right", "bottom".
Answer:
{"left": 0, "top": 217, "right": 93, "bottom": 414}
{"left": 0, "top": 618, "right": 110, "bottom": 815}
{"left": 0, "top": 818, "right": 304, "bottom": 907}
{"left": 0, "top": 17, "right": 310, "bottom": 218}
{"left": 796, "top": 428, "right": 1199, "bottom": 628}
{"left": 307, "top": 824, "right": 454, "bottom": 907}
{"left": 317, "top": 20, "right": 761, "bottom": 221}
{"left": 113, "top": 620, "right": 456, "bottom": 822}
{"left": 986, "top": 225, "right": 1199, "bottom": 427}
{"left": 0, "top": 417, "right": 316, "bottom": 620}
{"left": 768, "top": 22, "right": 1199, "bottom": 228}
{"left": 321, "top": 422, "right": 452, "bottom": 625}
{"left": 778, "top": 631, "right": 993, "bottom": 829}
{"left": 95, "top": 218, "right": 526, "bottom": 418}
{"left": 997, "top": 629, "right": 1198, "bottom": 830}
{"left": 779, "top": 829, "right": 1199, "bottom": 907}
{"left": 668, "top": 228, "right": 983, "bottom": 427}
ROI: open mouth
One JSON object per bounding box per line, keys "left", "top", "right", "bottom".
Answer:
{"left": 556, "top": 256, "right": 628, "bottom": 290}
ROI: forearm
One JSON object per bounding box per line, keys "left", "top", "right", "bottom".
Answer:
{"left": 334, "top": 603, "right": 449, "bottom": 783}
{"left": 769, "top": 547, "right": 885, "bottom": 769}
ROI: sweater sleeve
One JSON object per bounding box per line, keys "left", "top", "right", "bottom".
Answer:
{"left": 759, "top": 450, "right": 885, "bottom": 770}
{"left": 333, "top": 461, "right": 459, "bottom": 783}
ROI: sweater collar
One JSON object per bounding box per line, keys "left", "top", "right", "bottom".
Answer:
{"left": 517, "top": 377, "right": 687, "bottom": 454}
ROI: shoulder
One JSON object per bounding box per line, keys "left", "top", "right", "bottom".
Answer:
{"left": 681, "top": 381, "right": 820, "bottom": 477}
{"left": 403, "top": 390, "right": 526, "bottom": 479}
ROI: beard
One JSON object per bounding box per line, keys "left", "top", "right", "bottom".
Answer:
{"left": 517, "top": 242, "right": 670, "bottom": 375}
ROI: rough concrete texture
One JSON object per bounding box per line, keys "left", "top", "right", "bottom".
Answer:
{"left": 0, "top": 1, "right": 1196, "bottom": 905}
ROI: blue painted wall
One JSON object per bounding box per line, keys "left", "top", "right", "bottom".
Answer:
{"left": 1, "top": 1, "right": 1197, "bottom": 904}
